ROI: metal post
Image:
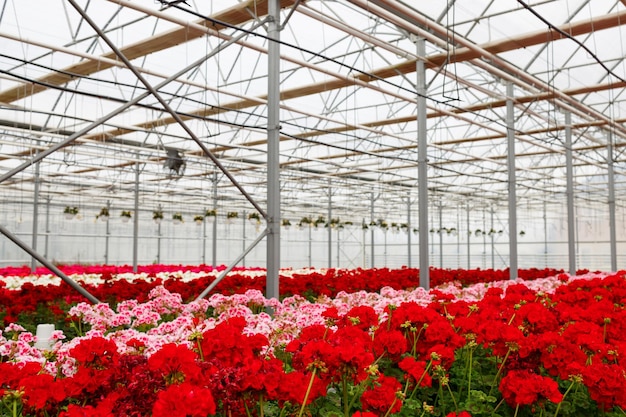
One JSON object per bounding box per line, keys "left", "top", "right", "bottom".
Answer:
{"left": 491, "top": 206, "right": 495, "bottom": 269}
{"left": 370, "top": 192, "right": 375, "bottom": 268}
{"left": 439, "top": 200, "right": 443, "bottom": 268}
{"left": 44, "top": 197, "right": 50, "bottom": 259}
{"left": 132, "top": 162, "right": 140, "bottom": 272}
{"left": 482, "top": 209, "right": 486, "bottom": 268}
{"left": 202, "top": 209, "right": 207, "bottom": 264}
{"left": 156, "top": 204, "right": 162, "bottom": 264}
{"left": 336, "top": 227, "right": 340, "bottom": 267}
{"left": 212, "top": 173, "right": 218, "bottom": 268}
{"left": 327, "top": 179, "right": 332, "bottom": 268}
{"left": 456, "top": 208, "right": 460, "bottom": 268}
{"left": 407, "top": 196, "right": 412, "bottom": 268}
{"left": 266, "top": 0, "right": 281, "bottom": 299}
{"left": 242, "top": 211, "right": 247, "bottom": 267}
{"left": 30, "top": 162, "right": 40, "bottom": 272}
{"left": 308, "top": 224, "right": 312, "bottom": 267}
{"left": 506, "top": 82, "right": 518, "bottom": 279}
{"left": 543, "top": 199, "right": 548, "bottom": 267}
{"left": 104, "top": 200, "right": 111, "bottom": 264}
{"left": 608, "top": 131, "right": 618, "bottom": 272}
{"left": 416, "top": 35, "right": 429, "bottom": 290}
{"left": 467, "top": 203, "right": 471, "bottom": 269}
{"left": 565, "top": 112, "right": 576, "bottom": 274}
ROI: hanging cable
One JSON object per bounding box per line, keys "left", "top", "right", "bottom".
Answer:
{"left": 516, "top": 0, "right": 626, "bottom": 85}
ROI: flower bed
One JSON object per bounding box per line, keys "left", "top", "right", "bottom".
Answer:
{"left": 1, "top": 266, "right": 623, "bottom": 416}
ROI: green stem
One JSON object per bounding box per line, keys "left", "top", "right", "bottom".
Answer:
{"left": 467, "top": 346, "right": 473, "bottom": 403}
{"left": 196, "top": 338, "right": 204, "bottom": 362}
{"left": 259, "top": 393, "right": 265, "bottom": 417}
{"left": 243, "top": 400, "right": 253, "bottom": 417}
{"left": 382, "top": 397, "right": 398, "bottom": 417}
{"left": 490, "top": 398, "right": 505, "bottom": 417}
{"left": 446, "top": 382, "right": 459, "bottom": 411}
{"left": 553, "top": 380, "right": 577, "bottom": 417}
{"left": 488, "top": 348, "right": 512, "bottom": 397}
{"left": 297, "top": 369, "right": 317, "bottom": 417}
{"left": 343, "top": 378, "right": 349, "bottom": 417}
{"left": 513, "top": 404, "right": 520, "bottom": 417}
{"left": 408, "top": 360, "right": 433, "bottom": 400}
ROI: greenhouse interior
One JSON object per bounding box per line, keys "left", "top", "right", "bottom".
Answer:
{"left": 2, "top": 0, "right": 626, "bottom": 285}
{"left": 6, "top": 2, "right": 626, "bottom": 416}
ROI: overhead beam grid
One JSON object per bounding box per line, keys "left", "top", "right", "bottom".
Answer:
{"left": 0, "top": 0, "right": 625, "bottom": 244}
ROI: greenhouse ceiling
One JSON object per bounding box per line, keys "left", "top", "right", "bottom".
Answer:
{"left": 0, "top": 0, "right": 625, "bottom": 221}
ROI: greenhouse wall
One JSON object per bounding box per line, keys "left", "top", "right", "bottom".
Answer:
{"left": 2, "top": 200, "right": 625, "bottom": 272}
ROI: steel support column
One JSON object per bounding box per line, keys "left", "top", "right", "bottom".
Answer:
{"left": 132, "top": 162, "right": 140, "bottom": 272}
{"left": 327, "top": 178, "right": 332, "bottom": 268}
{"left": 506, "top": 82, "right": 518, "bottom": 279}
{"left": 104, "top": 200, "right": 111, "bottom": 264}
{"left": 370, "top": 193, "right": 375, "bottom": 268}
{"left": 608, "top": 131, "right": 618, "bottom": 272}
{"left": 44, "top": 197, "right": 50, "bottom": 259}
{"left": 212, "top": 173, "right": 218, "bottom": 268}
{"left": 416, "top": 36, "right": 429, "bottom": 290}
{"left": 30, "top": 162, "right": 40, "bottom": 272}
{"left": 439, "top": 201, "right": 443, "bottom": 268}
{"left": 407, "top": 196, "right": 412, "bottom": 268}
{"left": 266, "top": 0, "right": 281, "bottom": 299}
{"left": 491, "top": 206, "right": 495, "bottom": 269}
{"left": 565, "top": 112, "right": 576, "bottom": 275}
{"left": 467, "top": 203, "right": 471, "bottom": 269}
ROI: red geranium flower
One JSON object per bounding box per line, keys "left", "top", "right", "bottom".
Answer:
{"left": 361, "top": 374, "right": 403, "bottom": 414}
{"left": 499, "top": 369, "right": 562, "bottom": 407}
{"left": 152, "top": 382, "right": 216, "bottom": 417}
{"left": 147, "top": 343, "right": 202, "bottom": 385}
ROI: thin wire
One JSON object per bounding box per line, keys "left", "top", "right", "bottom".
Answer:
{"left": 517, "top": 0, "right": 626, "bottom": 85}
{"left": 442, "top": 1, "right": 460, "bottom": 102}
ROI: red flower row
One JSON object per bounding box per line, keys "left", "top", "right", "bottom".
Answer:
{"left": 2, "top": 271, "right": 626, "bottom": 416}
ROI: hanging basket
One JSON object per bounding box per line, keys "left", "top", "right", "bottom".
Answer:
{"left": 120, "top": 211, "right": 132, "bottom": 223}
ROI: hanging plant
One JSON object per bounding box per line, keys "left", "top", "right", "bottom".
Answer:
{"left": 248, "top": 212, "right": 261, "bottom": 224}
{"left": 227, "top": 211, "right": 239, "bottom": 219}
{"left": 172, "top": 212, "right": 184, "bottom": 224}
{"left": 120, "top": 211, "right": 132, "bottom": 223}
{"left": 205, "top": 209, "right": 217, "bottom": 217}
{"left": 194, "top": 215, "right": 204, "bottom": 225}
{"left": 298, "top": 216, "right": 313, "bottom": 229}
{"left": 314, "top": 215, "right": 326, "bottom": 229}
{"left": 96, "top": 207, "right": 109, "bottom": 221}
{"left": 282, "top": 218, "right": 292, "bottom": 228}
{"left": 64, "top": 206, "right": 79, "bottom": 219}
{"left": 328, "top": 218, "right": 341, "bottom": 228}
{"left": 152, "top": 210, "right": 164, "bottom": 223}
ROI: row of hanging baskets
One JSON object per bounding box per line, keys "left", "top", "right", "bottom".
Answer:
{"left": 63, "top": 207, "right": 527, "bottom": 236}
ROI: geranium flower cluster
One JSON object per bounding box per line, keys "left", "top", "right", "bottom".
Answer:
{"left": 0, "top": 265, "right": 571, "bottom": 328}
{"left": 2, "top": 269, "right": 626, "bottom": 416}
